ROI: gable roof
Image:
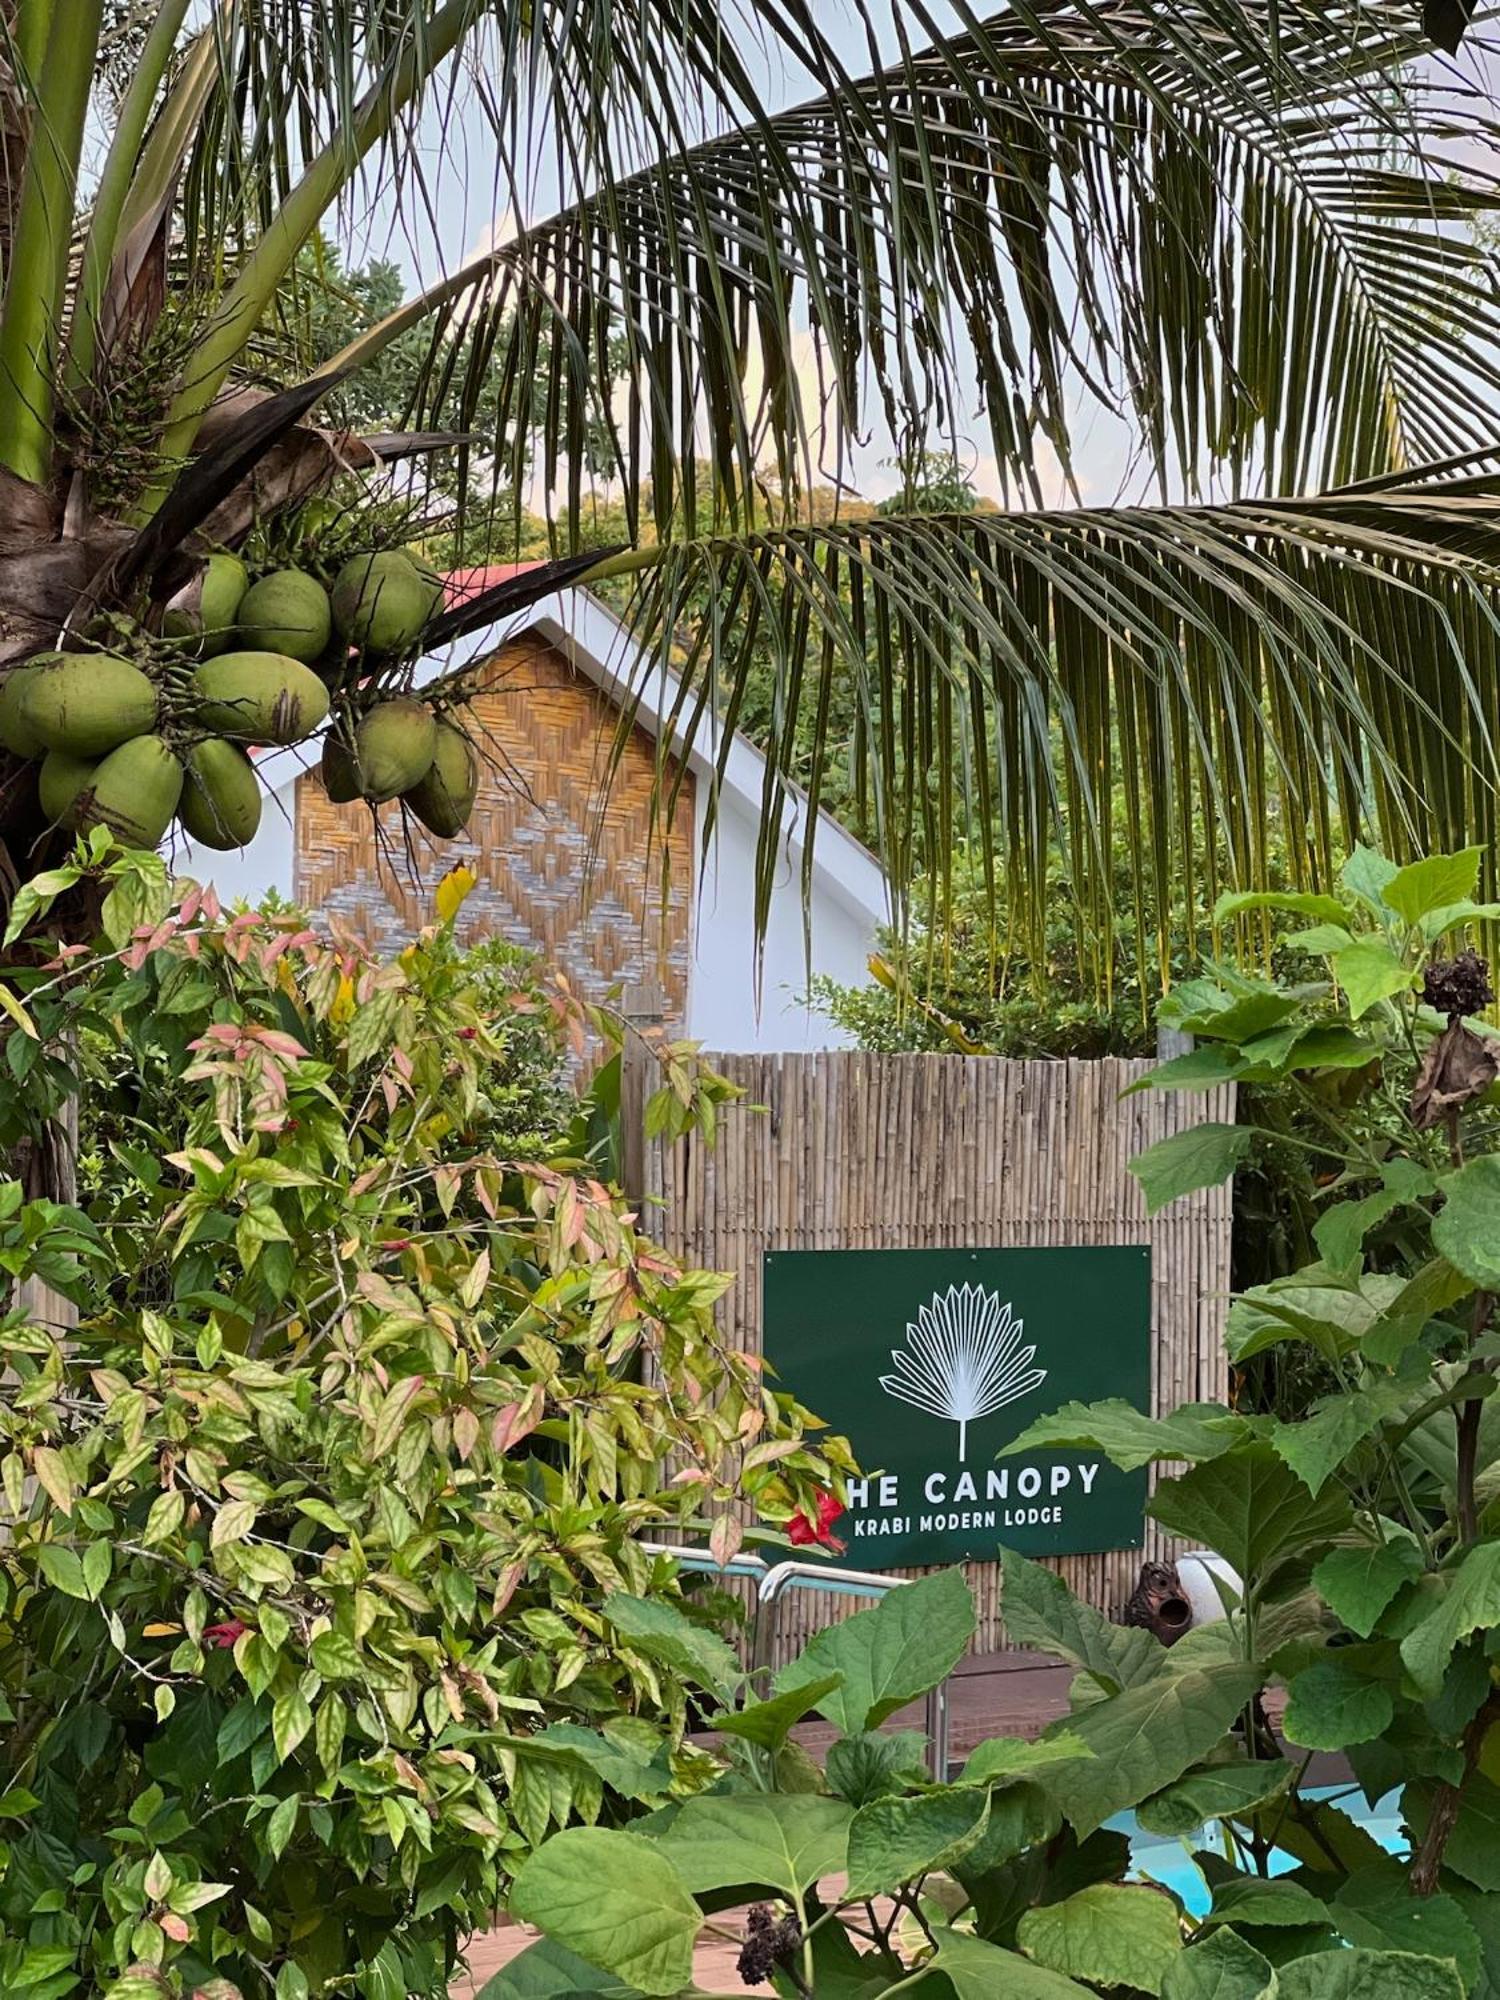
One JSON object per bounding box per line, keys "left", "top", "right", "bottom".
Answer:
{"left": 248, "top": 576, "right": 890, "bottom": 933}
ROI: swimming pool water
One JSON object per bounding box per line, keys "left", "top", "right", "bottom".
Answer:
{"left": 1111, "top": 1787, "right": 1406, "bottom": 1915}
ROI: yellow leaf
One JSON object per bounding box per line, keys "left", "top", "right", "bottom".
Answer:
{"left": 143, "top": 1622, "right": 182, "bottom": 1638}
{"left": 30, "top": 1446, "right": 72, "bottom": 1514}
{"left": 330, "top": 974, "right": 355, "bottom": 1026}
{"left": 0, "top": 980, "right": 37, "bottom": 1039}
{"left": 435, "top": 864, "right": 477, "bottom": 926}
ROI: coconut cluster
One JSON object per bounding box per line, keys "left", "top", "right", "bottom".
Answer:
{"left": 0, "top": 544, "right": 480, "bottom": 854}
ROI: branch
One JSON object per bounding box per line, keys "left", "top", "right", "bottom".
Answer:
{"left": 1411, "top": 1690, "right": 1500, "bottom": 1895}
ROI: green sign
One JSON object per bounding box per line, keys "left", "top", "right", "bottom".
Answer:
{"left": 763, "top": 1245, "right": 1151, "bottom": 1567}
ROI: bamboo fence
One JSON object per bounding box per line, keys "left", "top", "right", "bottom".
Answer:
{"left": 647, "top": 1052, "right": 1235, "bottom": 1657}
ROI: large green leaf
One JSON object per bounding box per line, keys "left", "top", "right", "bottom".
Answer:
{"left": 1162, "top": 1930, "right": 1276, "bottom": 2000}
{"left": 823, "top": 1730, "right": 931, "bottom": 1807}
{"left": 1400, "top": 1544, "right": 1500, "bottom": 1697}
{"left": 475, "top": 1938, "right": 642, "bottom": 1999}
{"left": 1445, "top": 1884, "right": 1500, "bottom": 2000}
{"left": 1000, "top": 1549, "right": 1163, "bottom": 1692}
{"left": 706, "top": 1675, "right": 844, "bottom": 1751}
{"left": 1148, "top": 1445, "right": 1349, "bottom": 1584}
{"left": 1226, "top": 1280, "right": 1400, "bottom": 1367}
{"left": 843, "top": 1788, "right": 990, "bottom": 1899}
{"left": 1132, "top": 1045, "right": 1251, "bottom": 1093}
{"left": 1282, "top": 1659, "right": 1394, "bottom": 1751}
{"left": 1003, "top": 1401, "right": 1250, "bottom": 1473}
{"left": 651, "top": 1793, "right": 851, "bottom": 1899}
{"left": 1342, "top": 848, "right": 1400, "bottom": 914}
{"left": 929, "top": 1927, "right": 1093, "bottom": 1998}
{"left": 1136, "top": 1761, "right": 1296, "bottom": 1839}
{"left": 1250, "top": 1800, "right": 1389, "bottom": 1879}
{"left": 1270, "top": 1382, "right": 1410, "bottom": 1497}
{"left": 1332, "top": 1865, "right": 1481, "bottom": 1984}
{"left": 1206, "top": 1879, "right": 1333, "bottom": 1930}
{"left": 1382, "top": 850, "right": 1484, "bottom": 929}
{"left": 531, "top": 1724, "right": 674, "bottom": 1803}
{"left": 952, "top": 1781, "right": 1065, "bottom": 1877}
{"left": 1178, "top": 992, "right": 1304, "bottom": 1043}
{"left": 773, "top": 1568, "right": 975, "bottom": 1731}
{"left": 1331, "top": 941, "right": 1416, "bottom": 1021}
{"left": 1040, "top": 1665, "right": 1263, "bottom": 1837}
{"left": 607, "top": 1596, "right": 741, "bottom": 1702}
{"left": 1018, "top": 1884, "right": 1183, "bottom": 1995}
{"left": 1214, "top": 892, "right": 1351, "bottom": 928}
{"left": 1275, "top": 1950, "right": 1465, "bottom": 2000}
{"left": 1312, "top": 1540, "right": 1424, "bottom": 1639}
{"left": 1432, "top": 1159, "right": 1500, "bottom": 1292}
{"left": 960, "top": 1732, "right": 1093, "bottom": 1785}
{"left": 1129, "top": 1125, "right": 1252, "bottom": 1216}
{"left": 508, "top": 1830, "right": 699, "bottom": 1998}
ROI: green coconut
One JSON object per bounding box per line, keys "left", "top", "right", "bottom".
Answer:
{"left": 331, "top": 550, "right": 440, "bottom": 654}
{"left": 179, "top": 738, "right": 262, "bottom": 849}
{"left": 320, "top": 732, "right": 360, "bottom": 804}
{"left": 403, "top": 718, "right": 478, "bottom": 837}
{"left": 194, "top": 651, "right": 330, "bottom": 744}
{"left": 354, "top": 699, "right": 438, "bottom": 803}
{"left": 74, "top": 735, "right": 183, "bottom": 847}
{"left": 0, "top": 658, "right": 50, "bottom": 758}
{"left": 236, "top": 568, "right": 333, "bottom": 664}
{"left": 23, "top": 652, "right": 158, "bottom": 757}
{"left": 38, "top": 748, "right": 98, "bottom": 827}
{"left": 164, "top": 552, "right": 249, "bottom": 655}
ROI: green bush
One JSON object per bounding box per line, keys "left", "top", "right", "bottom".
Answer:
{"left": 808, "top": 848, "right": 1187, "bottom": 1059}
{"left": 0, "top": 842, "right": 851, "bottom": 1999}
{"left": 501, "top": 852, "right": 1500, "bottom": 1997}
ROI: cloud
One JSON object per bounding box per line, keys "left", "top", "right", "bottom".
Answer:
{"left": 465, "top": 207, "right": 521, "bottom": 261}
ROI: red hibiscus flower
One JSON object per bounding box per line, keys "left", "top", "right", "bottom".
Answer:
{"left": 203, "top": 1619, "right": 249, "bottom": 1649}
{"left": 787, "top": 1490, "right": 845, "bottom": 1553}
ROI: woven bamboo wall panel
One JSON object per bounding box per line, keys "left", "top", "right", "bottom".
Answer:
{"left": 650, "top": 1052, "right": 1235, "bottom": 1657}
{"left": 293, "top": 636, "right": 694, "bottom": 1018}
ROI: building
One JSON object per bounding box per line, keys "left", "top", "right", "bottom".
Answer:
{"left": 181, "top": 582, "right": 886, "bottom": 1052}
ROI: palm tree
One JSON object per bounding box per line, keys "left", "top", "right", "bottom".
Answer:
{"left": 0, "top": 0, "right": 1497, "bottom": 976}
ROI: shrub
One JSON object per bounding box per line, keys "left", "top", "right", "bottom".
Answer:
{"left": 503, "top": 848, "right": 1500, "bottom": 1998}
{"left": 808, "top": 845, "right": 1195, "bottom": 1059}
{"left": 0, "top": 842, "right": 851, "bottom": 1999}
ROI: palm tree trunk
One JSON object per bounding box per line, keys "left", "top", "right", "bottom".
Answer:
{"left": 0, "top": 0, "right": 79, "bottom": 1310}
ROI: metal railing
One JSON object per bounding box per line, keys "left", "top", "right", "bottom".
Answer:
{"left": 641, "top": 1541, "right": 951, "bottom": 1779}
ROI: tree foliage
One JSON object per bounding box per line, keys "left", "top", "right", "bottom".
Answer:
{"left": 0, "top": 847, "right": 851, "bottom": 1998}
{"left": 3, "top": 4, "right": 1500, "bottom": 955}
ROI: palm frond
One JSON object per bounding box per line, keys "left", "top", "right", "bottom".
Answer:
{"left": 343, "top": 0, "right": 1500, "bottom": 544}
{"left": 599, "top": 467, "right": 1500, "bottom": 977}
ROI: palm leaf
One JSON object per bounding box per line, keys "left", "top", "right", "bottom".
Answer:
{"left": 597, "top": 469, "right": 1500, "bottom": 974}
{"left": 340, "top": 0, "right": 1500, "bottom": 544}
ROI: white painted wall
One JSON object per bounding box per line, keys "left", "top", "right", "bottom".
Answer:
{"left": 689, "top": 785, "right": 874, "bottom": 1051}
{"left": 175, "top": 774, "right": 296, "bottom": 909}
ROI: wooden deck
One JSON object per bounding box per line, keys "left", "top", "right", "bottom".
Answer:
{"left": 453, "top": 1649, "right": 1076, "bottom": 1995}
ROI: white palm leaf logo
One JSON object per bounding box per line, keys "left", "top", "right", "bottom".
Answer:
{"left": 879, "top": 1284, "right": 1046, "bottom": 1461}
